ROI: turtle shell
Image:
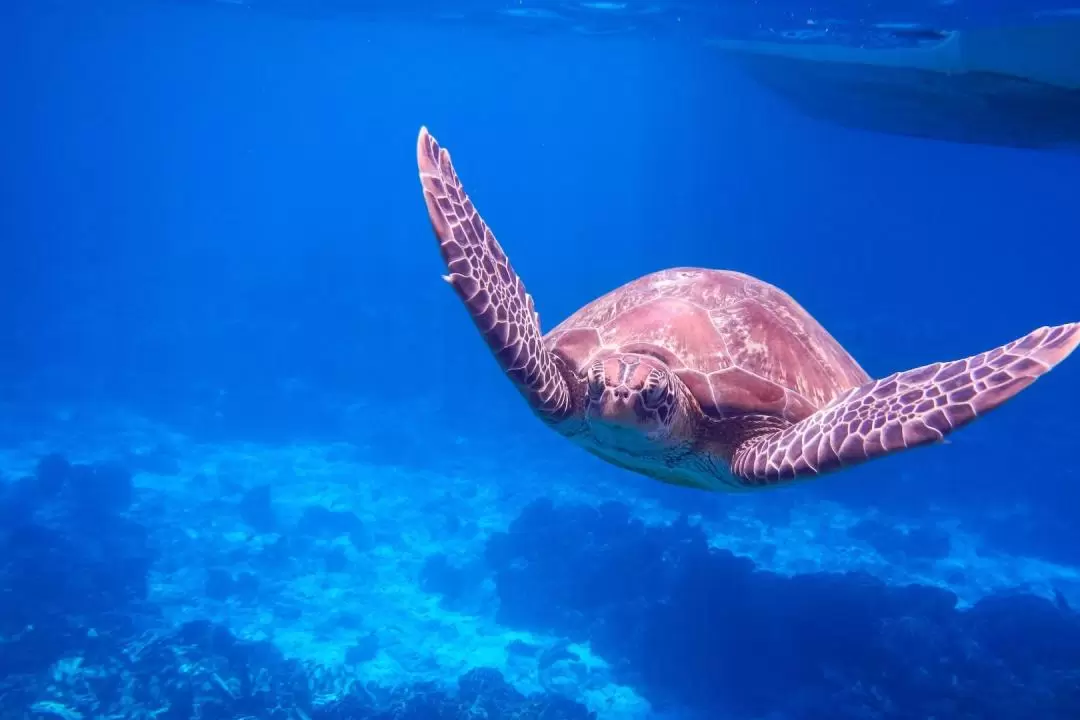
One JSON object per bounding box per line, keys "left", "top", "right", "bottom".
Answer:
{"left": 545, "top": 267, "right": 871, "bottom": 423}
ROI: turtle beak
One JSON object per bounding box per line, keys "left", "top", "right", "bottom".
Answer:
{"left": 597, "top": 387, "right": 639, "bottom": 427}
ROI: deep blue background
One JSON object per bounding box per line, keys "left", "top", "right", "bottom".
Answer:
{"left": 2, "top": 0, "right": 1078, "bottom": 552}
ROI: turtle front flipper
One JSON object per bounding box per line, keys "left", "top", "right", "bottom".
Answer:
{"left": 416, "top": 127, "right": 573, "bottom": 423}
{"left": 731, "top": 323, "right": 1080, "bottom": 486}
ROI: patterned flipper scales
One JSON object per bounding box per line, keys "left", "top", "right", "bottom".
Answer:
{"left": 417, "top": 127, "right": 572, "bottom": 422}
{"left": 732, "top": 323, "right": 1080, "bottom": 486}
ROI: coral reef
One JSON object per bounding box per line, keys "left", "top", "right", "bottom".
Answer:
{"left": 847, "top": 516, "right": 952, "bottom": 562}
{"left": 4, "top": 434, "right": 1079, "bottom": 720}
{"left": 0, "top": 455, "right": 155, "bottom": 682}
{"left": 21, "top": 619, "right": 595, "bottom": 720}
{"left": 0, "top": 454, "right": 596, "bottom": 720}
{"left": 487, "top": 498, "right": 1080, "bottom": 719}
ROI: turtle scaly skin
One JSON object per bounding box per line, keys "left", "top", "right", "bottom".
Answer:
{"left": 730, "top": 324, "right": 1080, "bottom": 485}
{"left": 416, "top": 126, "right": 1080, "bottom": 492}
{"left": 417, "top": 128, "right": 575, "bottom": 424}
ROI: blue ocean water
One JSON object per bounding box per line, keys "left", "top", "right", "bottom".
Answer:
{"left": 2, "top": 0, "right": 1079, "bottom": 718}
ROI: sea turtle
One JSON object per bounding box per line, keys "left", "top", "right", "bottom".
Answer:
{"left": 415, "top": 126, "right": 1079, "bottom": 491}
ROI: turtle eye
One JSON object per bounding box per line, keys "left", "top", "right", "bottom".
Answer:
{"left": 641, "top": 372, "right": 669, "bottom": 408}
{"left": 587, "top": 365, "right": 605, "bottom": 401}
{"left": 588, "top": 379, "right": 604, "bottom": 401}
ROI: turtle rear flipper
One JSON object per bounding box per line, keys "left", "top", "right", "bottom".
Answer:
{"left": 731, "top": 322, "right": 1080, "bottom": 486}
{"left": 417, "top": 127, "right": 573, "bottom": 423}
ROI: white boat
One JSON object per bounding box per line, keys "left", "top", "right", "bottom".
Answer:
{"left": 710, "top": 20, "right": 1080, "bottom": 150}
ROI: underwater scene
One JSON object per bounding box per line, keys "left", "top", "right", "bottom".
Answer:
{"left": 2, "top": 0, "right": 1080, "bottom": 718}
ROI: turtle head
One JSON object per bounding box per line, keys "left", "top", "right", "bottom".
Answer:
{"left": 584, "top": 353, "right": 685, "bottom": 439}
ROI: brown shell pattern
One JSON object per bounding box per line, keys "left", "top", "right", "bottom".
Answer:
{"left": 545, "top": 267, "right": 871, "bottom": 423}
